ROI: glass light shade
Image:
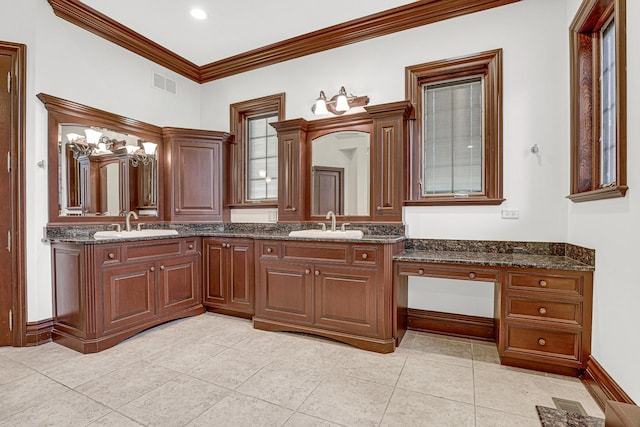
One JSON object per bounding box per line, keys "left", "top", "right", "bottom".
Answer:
{"left": 125, "top": 145, "right": 140, "bottom": 154}
{"left": 66, "top": 133, "right": 83, "bottom": 143}
{"left": 84, "top": 129, "right": 103, "bottom": 145}
{"left": 142, "top": 141, "right": 157, "bottom": 156}
{"left": 97, "top": 142, "right": 108, "bottom": 153}
{"left": 335, "top": 87, "right": 350, "bottom": 112}
{"left": 313, "top": 91, "right": 329, "bottom": 115}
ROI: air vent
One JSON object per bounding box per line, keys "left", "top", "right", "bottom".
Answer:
{"left": 151, "top": 72, "right": 177, "bottom": 95}
{"left": 552, "top": 397, "right": 588, "bottom": 416}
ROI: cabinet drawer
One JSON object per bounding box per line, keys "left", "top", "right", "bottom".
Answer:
{"left": 396, "top": 263, "right": 500, "bottom": 282}
{"left": 184, "top": 239, "right": 198, "bottom": 254}
{"left": 506, "top": 295, "right": 582, "bottom": 325}
{"left": 100, "top": 246, "right": 121, "bottom": 265}
{"left": 125, "top": 240, "right": 183, "bottom": 262}
{"left": 282, "top": 243, "right": 348, "bottom": 263}
{"left": 506, "top": 271, "right": 582, "bottom": 296}
{"left": 353, "top": 246, "right": 378, "bottom": 266}
{"left": 260, "top": 242, "right": 280, "bottom": 258}
{"left": 505, "top": 324, "right": 581, "bottom": 362}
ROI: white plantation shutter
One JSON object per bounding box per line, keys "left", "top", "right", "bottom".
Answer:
{"left": 247, "top": 114, "right": 279, "bottom": 200}
{"left": 422, "top": 77, "right": 484, "bottom": 195}
{"left": 600, "top": 19, "right": 616, "bottom": 186}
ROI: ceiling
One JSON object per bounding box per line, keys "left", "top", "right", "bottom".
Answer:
{"left": 81, "top": 0, "right": 417, "bottom": 66}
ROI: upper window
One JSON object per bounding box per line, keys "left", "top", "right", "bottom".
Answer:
{"left": 569, "top": 0, "right": 627, "bottom": 202}
{"left": 229, "top": 93, "right": 285, "bottom": 207}
{"left": 406, "top": 49, "right": 503, "bottom": 205}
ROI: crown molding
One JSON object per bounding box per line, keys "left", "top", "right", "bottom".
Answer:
{"left": 48, "top": 0, "right": 520, "bottom": 84}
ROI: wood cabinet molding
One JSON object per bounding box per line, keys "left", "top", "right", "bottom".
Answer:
{"left": 47, "top": 0, "right": 520, "bottom": 83}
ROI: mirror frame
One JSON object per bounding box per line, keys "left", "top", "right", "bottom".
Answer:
{"left": 305, "top": 113, "right": 374, "bottom": 223}
{"left": 38, "top": 93, "right": 165, "bottom": 224}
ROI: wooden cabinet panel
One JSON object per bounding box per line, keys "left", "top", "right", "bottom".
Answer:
{"left": 202, "top": 238, "right": 254, "bottom": 315}
{"left": 257, "top": 262, "right": 314, "bottom": 324}
{"left": 282, "top": 242, "right": 348, "bottom": 263}
{"left": 397, "top": 263, "right": 501, "bottom": 282}
{"left": 505, "top": 324, "right": 581, "bottom": 362}
{"left": 102, "top": 264, "right": 155, "bottom": 333}
{"left": 506, "top": 295, "right": 582, "bottom": 325}
{"left": 506, "top": 271, "right": 582, "bottom": 296}
{"left": 157, "top": 255, "right": 199, "bottom": 315}
{"left": 163, "top": 128, "right": 231, "bottom": 222}
{"left": 314, "top": 266, "right": 378, "bottom": 335}
{"left": 52, "top": 245, "right": 84, "bottom": 334}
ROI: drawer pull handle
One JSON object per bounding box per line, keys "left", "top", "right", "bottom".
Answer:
{"left": 108, "top": 253, "right": 115, "bottom": 259}
{"left": 315, "top": 270, "right": 320, "bottom": 276}
{"left": 361, "top": 253, "right": 368, "bottom": 260}
{"left": 417, "top": 268, "right": 424, "bottom": 275}
{"left": 150, "top": 266, "right": 155, "bottom": 272}
{"left": 267, "top": 248, "right": 273, "bottom": 253}
{"left": 538, "top": 307, "right": 547, "bottom": 315}
{"left": 538, "top": 338, "right": 546, "bottom": 346}
{"left": 160, "top": 265, "right": 165, "bottom": 270}
{"left": 539, "top": 280, "right": 548, "bottom": 287}
{"left": 188, "top": 244, "right": 194, "bottom": 250}
{"left": 468, "top": 272, "right": 476, "bottom": 279}
{"left": 305, "top": 269, "right": 311, "bottom": 275}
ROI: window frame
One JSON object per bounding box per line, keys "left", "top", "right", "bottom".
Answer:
{"left": 568, "top": 0, "right": 627, "bottom": 202}
{"left": 405, "top": 49, "right": 504, "bottom": 206}
{"left": 229, "top": 93, "right": 285, "bottom": 207}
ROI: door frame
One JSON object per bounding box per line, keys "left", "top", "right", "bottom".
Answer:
{"left": 1, "top": 41, "right": 27, "bottom": 346}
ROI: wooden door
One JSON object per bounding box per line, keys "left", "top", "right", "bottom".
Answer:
{"left": 157, "top": 255, "right": 200, "bottom": 315}
{"left": 0, "top": 53, "right": 11, "bottom": 345}
{"left": 228, "top": 241, "right": 254, "bottom": 313}
{"left": 203, "top": 239, "right": 227, "bottom": 306}
{"left": 256, "top": 261, "right": 314, "bottom": 324}
{"left": 102, "top": 263, "right": 155, "bottom": 333}
{"left": 312, "top": 166, "right": 343, "bottom": 215}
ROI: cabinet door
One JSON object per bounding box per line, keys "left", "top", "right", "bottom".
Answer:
{"left": 157, "top": 255, "right": 200, "bottom": 315}
{"left": 228, "top": 241, "right": 255, "bottom": 313}
{"left": 203, "top": 239, "right": 227, "bottom": 306}
{"left": 314, "top": 265, "right": 379, "bottom": 336}
{"left": 102, "top": 263, "right": 155, "bottom": 333}
{"left": 256, "top": 262, "right": 313, "bottom": 324}
{"left": 173, "top": 141, "right": 222, "bottom": 218}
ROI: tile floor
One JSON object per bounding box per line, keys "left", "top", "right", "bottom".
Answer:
{"left": 0, "top": 313, "right": 603, "bottom": 426}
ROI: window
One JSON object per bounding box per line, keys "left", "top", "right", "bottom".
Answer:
{"left": 569, "top": 0, "right": 627, "bottom": 202}
{"left": 406, "top": 49, "right": 503, "bottom": 205}
{"left": 229, "top": 93, "right": 285, "bottom": 206}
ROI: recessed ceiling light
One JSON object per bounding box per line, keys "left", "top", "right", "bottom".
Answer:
{"left": 190, "top": 8, "right": 207, "bottom": 20}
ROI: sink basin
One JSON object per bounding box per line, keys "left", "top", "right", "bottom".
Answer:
{"left": 288, "top": 229, "right": 364, "bottom": 239}
{"left": 93, "top": 229, "right": 179, "bottom": 240}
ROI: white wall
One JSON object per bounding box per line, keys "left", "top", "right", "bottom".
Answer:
{"left": 565, "top": 0, "right": 640, "bottom": 404}
{"left": 200, "top": 0, "right": 570, "bottom": 319}
{"left": 1, "top": 0, "right": 202, "bottom": 321}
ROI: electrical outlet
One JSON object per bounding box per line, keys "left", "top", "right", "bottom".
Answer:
{"left": 501, "top": 209, "right": 519, "bottom": 219}
{"left": 267, "top": 210, "right": 278, "bottom": 222}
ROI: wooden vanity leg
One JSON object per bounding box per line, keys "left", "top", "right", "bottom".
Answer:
{"left": 394, "top": 272, "right": 408, "bottom": 346}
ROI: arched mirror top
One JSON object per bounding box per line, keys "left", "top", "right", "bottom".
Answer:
{"left": 38, "top": 93, "right": 164, "bottom": 224}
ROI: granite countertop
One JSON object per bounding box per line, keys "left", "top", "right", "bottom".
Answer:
{"left": 394, "top": 249, "right": 594, "bottom": 271}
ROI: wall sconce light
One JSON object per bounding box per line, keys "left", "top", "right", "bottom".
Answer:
{"left": 311, "top": 86, "right": 370, "bottom": 115}
{"left": 127, "top": 140, "right": 157, "bottom": 167}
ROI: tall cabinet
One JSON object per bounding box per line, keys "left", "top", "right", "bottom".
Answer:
{"left": 162, "top": 128, "right": 233, "bottom": 222}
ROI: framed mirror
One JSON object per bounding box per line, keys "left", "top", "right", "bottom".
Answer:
{"left": 38, "top": 93, "right": 164, "bottom": 224}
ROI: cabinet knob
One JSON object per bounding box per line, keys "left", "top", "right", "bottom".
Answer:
{"left": 417, "top": 268, "right": 424, "bottom": 275}
{"left": 188, "top": 244, "right": 194, "bottom": 250}
{"left": 108, "top": 252, "right": 115, "bottom": 259}
{"left": 361, "top": 253, "right": 368, "bottom": 259}
{"left": 160, "top": 265, "right": 165, "bottom": 270}
{"left": 267, "top": 247, "right": 273, "bottom": 253}
{"left": 150, "top": 266, "right": 155, "bottom": 272}
{"left": 291, "top": 207, "right": 297, "bottom": 212}
{"left": 305, "top": 269, "right": 311, "bottom": 275}
{"left": 468, "top": 272, "right": 476, "bottom": 279}
{"left": 538, "top": 338, "right": 546, "bottom": 346}
{"left": 376, "top": 206, "right": 382, "bottom": 211}
{"left": 539, "top": 280, "right": 548, "bottom": 287}
{"left": 538, "top": 307, "right": 547, "bottom": 315}
{"left": 175, "top": 208, "right": 179, "bottom": 213}
{"left": 315, "top": 270, "right": 320, "bottom": 276}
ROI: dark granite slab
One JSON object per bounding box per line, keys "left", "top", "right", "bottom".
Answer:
{"left": 536, "top": 406, "right": 604, "bottom": 427}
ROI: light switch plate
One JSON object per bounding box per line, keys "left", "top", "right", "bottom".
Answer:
{"left": 501, "top": 209, "right": 519, "bottom": 219}
{"left": 268, "top": 210, "right": 278, "bottom": 222}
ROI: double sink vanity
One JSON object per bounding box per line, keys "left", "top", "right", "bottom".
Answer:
{"left": 41, "top": 93, "right": 595, "bottom": 378}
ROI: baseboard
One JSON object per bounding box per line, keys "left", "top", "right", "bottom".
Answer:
{"left": 25, "top": 318, "right": 54, "bottom": 346}
{"left": 582, "top": 356, "right": 636, "bottom": 411}
{"left": 407, "top": 308, "right": 496, "bottom": 342}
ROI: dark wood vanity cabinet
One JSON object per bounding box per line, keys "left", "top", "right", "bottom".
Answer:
{"left": 202, "top": 238, "right": 255, "bottom": 316}
{"left": 500, "top": 268, "right": 593, "bottom": 375}
{"left": 163, "top": 128, "right": 232, "bottom": 222}
{"left": 254, "top": 239, "right": 404, "bottom": 353}
{"left": 51, "top": 237, "right": 203, "bottom": 353}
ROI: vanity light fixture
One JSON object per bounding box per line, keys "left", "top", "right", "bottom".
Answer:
{"left": 311, "top": 86, "right": 370, "bottom": 116}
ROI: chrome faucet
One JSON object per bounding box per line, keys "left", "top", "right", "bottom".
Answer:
{"left": 125, "top": 211, "right": 139, "bottom": 232}
{"left": 326, "top": 211, "right": 336, "bottom": 232}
